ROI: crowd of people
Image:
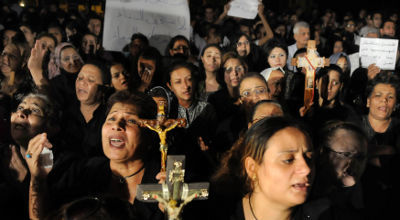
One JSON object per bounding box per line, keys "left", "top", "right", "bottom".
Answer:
{"left": 0, "top": 1, "right": 400, "bottom": 219}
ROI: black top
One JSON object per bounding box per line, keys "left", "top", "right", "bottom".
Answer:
{"left": 207, "top": 87, "right": 240, "bottom": 123}
{"left": 48, "top": 155, "right": 164, "bottom": 220}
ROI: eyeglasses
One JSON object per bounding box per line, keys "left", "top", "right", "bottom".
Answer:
{"left": 346, "top": 24, "right": 355, "bottom": 27}
{"left": 224, "top": 66, "right": 244, "bottom": 74}
{"left": 326, "top": 148, "right": 366, "bottom": 160}
{"left": 237, "top": 41, "right": 249, "bottom": 47}
{"left": 241, "top": 87, "right": 268, "bottom": 98}
{"left": 15, "top": 105, "right": 45, "bottom": 117}
{"left": 172, "top": 46, "right": 189, "bottom": 52}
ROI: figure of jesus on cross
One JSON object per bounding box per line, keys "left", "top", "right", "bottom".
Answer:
{"left": 138, "top": 100, "right": 186, "bottom": 172}
{"left": 291, "top": 40, "right": 330, "bottom": 113}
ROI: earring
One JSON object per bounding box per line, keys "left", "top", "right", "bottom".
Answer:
{"left": 252, "top": 175, "right": 257, "bottom": 181}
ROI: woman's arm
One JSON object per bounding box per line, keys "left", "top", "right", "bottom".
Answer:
{"left": 28, "top": 40, "right": 49, "bottom": 88}
{"left": 256, "top": 3, "right": 274, "bottom": 46}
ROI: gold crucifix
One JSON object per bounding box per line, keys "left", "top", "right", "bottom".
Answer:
{"left": 291, "top": 40, "right": 330, "bottom": 113}
{"left": 138, "top": 100, "right": 186, "bottom": 172}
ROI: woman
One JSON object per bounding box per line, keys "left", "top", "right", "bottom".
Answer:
{"left": 109, "top": 56, "right": 130, "bottom": 92}
{"left": 301, "top": 65, "right": 359, "bottom": 130}
{"left": 62, "top": 61, "right": 110, "bottom": 157}
{"left": 211, "top": 117, "right": 320, "bottom": 220}
{"left": 247, "top": 100, "right": 284, "bottom": 128}
{"left": 208, "top": 52, "right": 247, "bottom": 122}
{"left": 312, "top": 121, "right": 367, "bottom": 219}
{"left": 25, "top": 90, "right": 164, "bottom": 220}
{"left": 198, "top": 44, "right": 222, "bottom": 100}
{"left": 132, "top": 46, "right": 163, "bottom": 93}
{"left": 260, "top": 67, "right": 285, "bottom": 100}
{"left": 359, "top": 72, "right": 400, "bottom": 219}
{"left": 0, "top": 93, "right": 58, "bottom": 219}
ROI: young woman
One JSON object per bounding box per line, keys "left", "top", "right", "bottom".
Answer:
{"left": 198, "top": 44, "right": 222, "bottom": 100}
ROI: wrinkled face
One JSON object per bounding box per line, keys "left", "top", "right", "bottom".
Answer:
{"left": 75, "top": 64, "right": 103, "bottom": 104}
{"left": 367, "top": 83, "right": 396, "bottom": 121}
{"left": 317, "top": 70, "right": 342, "bottom": 102}
{"left": 102, "top": 103, "right": 141, "bottom": 162}
{"left": 253, "top": 127, "right": 312, "bottom": 208}
{"left": 167, "top": 67, "right": 193, "bottom": 104}
{"left": 110, "top": 64, "right": 128, "bottom": 91}
{"left": 336, "top": 57, "right": 348, "bottom": 72}
{"left": 11, "top": 97, "right": 46, "bottom": 146}
{"left": 138, "top": 57, "right": 156, "bottom": 83}
{"left": 201, "top": 46, "right": 221, "bottom": 73}
{"left": 381, "top": 21, "right": 396, "bottom": 37}
{"left": 1, "top": 44, "right": 21, "bottom": 75}
{"left": 38, "top": 36, "right": 56, "bottom": 52}
{"left": 129, "top": 39, "right": 145, "bottom": 57}
{"left": 48, "top": 27, "right": 62, "bottom": 45}
{"left": 82, "top": 34, "right": 98, "bottom": 54}
{"left": 345, "top": 21, "right": 356, "bottom": 33}
{"left": 333, "top": 41, "right": 343, "bottom": 54}
{"left": 267, "top": 70, "right": 285, "bottom": 100}
{"left": 88, "top": 18, "right": 102, "bottom": 36}
{"left": 60, "top": 47, "right": 82, "bottom": 74}
{"left": 268, "top": 47, "right": 287, "bottom": 68}
{"left": 326, "top": 129, "right": 367, "bottom": 187}
{"left": 20, "top": 25, "right": 36, "bottom": 47}
{"left": 3, "top": 29, "right": 17, "bottom": 47}
{"left": 236, "top": 36, "right": 250, "bottom": 57}
{"left": 169, "top": 40, "right": 190, "bottom": 58}
{"left": 240, "top": 77, "right": 269, "bottom": 107}
{"left": 250, "top": 103, "right": 284, "bottom": 126}
{"left": 223, "top": 58, "right": 245, "bottom": 88}
{"left": 372, "top": 13, "right": 382, "bottom": 29}
{"left": 294, "top": 27, "right": 310, "bottom": 48}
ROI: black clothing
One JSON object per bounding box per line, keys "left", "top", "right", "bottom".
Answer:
{"left": 207, "top": 87, "right": 240, "bottom": 123}
{"left": 49, "top": 70, "right": 78, "bottom": 108}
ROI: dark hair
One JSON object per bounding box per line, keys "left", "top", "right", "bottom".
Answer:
{"left": 82, "top": 32, "right": 99, "bottom": 44}
{"left": 239, "top": 72, "right": 267, "bottom": 91}
{"left": 130, "top": 33, "right": 149, "bottom": 46}
{"left": 165, "top": 35, "right": 190, "bottom": 56}
{"left": 85, "top": 59, "right": 111, "bottom": 85}
{"left": 231, "top": 33, "right": 252, "bottom": 52}
{"left": 198, "top": 44, "right": 222, "bottom": 82}
{"left": 106, "top": 90, "right": 158, "bottom": 161}
{"left": 35, "top": 32, "right": 57, "bottom": 46}
{"left": 263, "top": 38, "right": 288, "bottom": 68}
{"left": 213, "top": 117, "right": 312, "bottom": 194}
{"left": 217, "top": 51, "right": 248, "bottom": 87}
{"left": 366, "top": 71, "right": 400, "bottom": 99}
{"left": 133, "top": 46, "right": 163, "bottom": 89}
{"left": 249, "top": 99, "right": 283, "bottom": 123}
{"left": 316, "top": 64, "right": 344, "bottom": 106}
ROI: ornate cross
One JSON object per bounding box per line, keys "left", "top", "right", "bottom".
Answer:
{"left": 138, "top": 100, "right": 186, "bottom": 172}
{"left": 291, "top": 40, "right": 330, "bottom": 112}
{"left": 136, "top": 155, "right": 209, "bottom": 220}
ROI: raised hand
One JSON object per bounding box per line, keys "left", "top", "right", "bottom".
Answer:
{"left": 28, "top": 40, "right": 48, "bottom": 86}
{"left": 25, "top": 133, "right": 53, "bottom": 178}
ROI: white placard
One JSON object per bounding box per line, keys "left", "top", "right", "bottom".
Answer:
{"left": 227, "top": 0, "right": 259, "bottom": 20}
{"left": 348, "top": 52, "right": 360, "bottom": 76}
{"left": 102, "top": 0, "right": 190, "bottom": 54}
{"left": 359, "top": 37, "right": 398, "bottom": 70}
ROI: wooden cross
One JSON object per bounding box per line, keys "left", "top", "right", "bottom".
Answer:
{"left": 291, "top": 40, "right": 330, "bottom": 112}
{"left": 136, "top": 155, "right": 209, "bottom": 220}
{"left": 138, "top": 100, "right": 186, "bottom": 172}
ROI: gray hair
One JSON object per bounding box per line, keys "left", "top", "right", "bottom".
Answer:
{"left": 22, "top": 93, "right": 54, "bottom": 117}
{"left": 293, "top": 21, "right": 310, "bottom": 34}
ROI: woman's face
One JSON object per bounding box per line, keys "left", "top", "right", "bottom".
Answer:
{"left": 267, "top": 70, "right": 285, "bottom": 100}
{"left": 239, "top": 77, "right": 270, "bottom": 107}
{"left": 137, "top": 57, "right": 156, "bottom": 83}
{"left": 11, "top": 97, "right": 46, "bottom": 146}
{"left": 223, "top": 58, "right": 245, "bottom": 88}
{"left": 333, "top": 41, "right": 343, "bottom": 54}
{"left": 367, "top": 83, "right": 396, "bottom": 121}
{"left": 254, "top": 127, "right": 312, "bottom": 208}
{"left": 268, "top": 47, "right": 287, "bottom": 68}
{"left": 201, "top": 46, "right": 221, "bottom": 73}
{"left": 38, "top": 36, "right": 56, "bottom": 52}
{"left": 326, "top": 129, "right": 367, "bottom": 187}
{"left": 169, "top": 39, "right": 190, "bottom": 57}
{"left": 75, "top": 64, "right": 103, "bottom": 105}
{"left": 236, "top": 35, "right": 250, "bottom": 57}
{"left": 102, "top": 102, "right": 141, "bottom": 162}
{"left": 110, "top": 64, "right": 128, "bottom": 91}
{"left": 336, "top": 57, "right": 348, "bottom": 73}
{"left": 60, "top": 47, "right": 82, "bottom": 74}
{"left": 317, "top": 70, "right": 342, "bottom": 102}
{"left": 167, "top": 67, "right": 193, "bottom": 104}
{"left": 1, "top": 44, "right": 21, "bottom": 75}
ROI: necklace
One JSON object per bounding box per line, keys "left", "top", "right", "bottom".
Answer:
{"left": 249, "top": 193, "right": 258, "bottom": 220}
{"left": 112, "top": 165, "right": 145, "bottom": 183}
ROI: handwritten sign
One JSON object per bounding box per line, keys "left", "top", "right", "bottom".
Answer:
{"left": 227, "top": 0, "right": 259, "bottom": 19}
{"left": 359, "top": 38, "right": 398, "bottom": 70}
{"left": 102, "top": 0, "right": 190, "bottom": 54}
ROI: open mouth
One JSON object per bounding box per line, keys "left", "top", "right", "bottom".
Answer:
{"left": 13, "top": 122, "right": 27, "bottom": 130}
{"left": 292, "top": 182, "right": 310, "bottom": 191}
{"left": 109, "top": 136, "right": 125, "bottom": 148}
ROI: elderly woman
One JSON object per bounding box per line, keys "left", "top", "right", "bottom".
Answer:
{"left": 26, "top": 90, "right": 164, "bottom": 220}
{"left": 211, "top": 117, "right": 323, "bottom": 220}
{"left": 208, "top": 52, "right": 247, "bottom": 122}
{"left": 360, "top": 72, "right": 400, "bottom": 219}
{"left": 312, "top": 121, "right": 367, "bottom": 219}
{"left": 0, "top": 93, "right": 58, "bottom": 219}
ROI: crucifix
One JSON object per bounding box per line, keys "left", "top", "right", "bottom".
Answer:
{"left": 138, "top": 100, "right": 186, "bottom": 172}
{"left": 291, "top": 40, "right": 330, "bottom": 113}
{"left": 136, "top": 155, "right": 209, "bottom": 220}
